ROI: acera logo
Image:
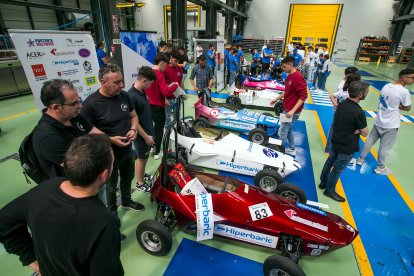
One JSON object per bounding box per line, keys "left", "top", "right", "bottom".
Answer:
{"left": 26, "top": 52, "right": 45, "bottom": 59}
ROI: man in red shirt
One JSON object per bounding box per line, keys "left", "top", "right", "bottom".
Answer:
{"left": 146, "top": 53, "right": 179, "bottom": 159}
{"left": 270, "top": 56, "right": 307, "bottom": 156}
{"left": 164, "top": 50, "right": 184, "bottom": 128}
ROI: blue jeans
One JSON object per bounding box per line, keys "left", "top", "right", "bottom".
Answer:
{"left": 229, "top": 71, "right": 237, "bottom": 86}
{"left": 320, "top": 150, "right": 353, "bottom": 194}
{"left": 164, "top": 98, "right": 177, "bottom": 128}
{"left": 277, "top": 112, "right": 300, "bottom": 150}
{"left": 325, "top": 120, "right": 334, "bottom": 153}
{"left": 312, "top": 71, "right": 319, "bottom": 88}
{"left": 318, "top": 73, "right": 328, "bottom": 90}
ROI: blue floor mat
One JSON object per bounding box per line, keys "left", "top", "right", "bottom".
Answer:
{"left": 218, "top": 120, "right": 318, "bottom": 202}
{"left": 357, "top": 70, "right": 376, "bottom": 77}
{"left": 364, "top": 79, "right": 414, "bottom": 94}
{"left": 164, "top": 238, "right": 263, "bottom": 276}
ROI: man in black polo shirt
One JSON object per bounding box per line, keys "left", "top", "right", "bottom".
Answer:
{"left": 81, "top": 64, "right": 144, "bottom": 214}
{"left": 319, "top": 80, "right": 369, "bottom": 202}
{"left": 127, "top": 66, "right": 156, "bottom": 192}
{"left": 33, "top": 79, "right": 100, "bottom": 179}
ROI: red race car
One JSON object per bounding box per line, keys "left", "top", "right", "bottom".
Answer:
{"left": 136, "top": 128, "right": 358, "bottom": 276}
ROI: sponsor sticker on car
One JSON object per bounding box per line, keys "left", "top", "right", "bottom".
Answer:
{"left": 284, "top": 209, "right": 328, "bottom": 232}
{"left": 216, "top": 160, "right": 260, "bottom": 174}
{"left": 210, "top": 109, "right": 220, "bottom": 117}
{"left": 296, "top": 202, "right": 327, "bottom": 217}
{"left": 220, "top": 120, "right": 255, "bottom": 130}
{"left": 195, "top": 193, "right": 214, "bottom": 241}
{"left": 263, "top": 148, "right": 279, "bottom": 159}
{"left": 214, "top": 224, "right": 278, "bottom": 248}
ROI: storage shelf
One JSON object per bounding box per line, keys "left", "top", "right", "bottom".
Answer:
{"left": 355, "top": 37, "right": 392, "bottom": 62}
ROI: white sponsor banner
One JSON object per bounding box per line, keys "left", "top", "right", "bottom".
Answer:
{"left": 9, "top": 29, "right": 100, "bottom": 109}
{"left": 195, "top": 193, "right": 214, "bottom": 241}
{"left": 181, "top": 177, "right": 208, "bottom": 196}
{"left": 216, "top": 37, "right": 225, "bottom": 91}
{"left": 119, "top": 31, "right": 157, "bottom": 91}
{"left": 214, "top": 224, "right": 278, "bottom": 248}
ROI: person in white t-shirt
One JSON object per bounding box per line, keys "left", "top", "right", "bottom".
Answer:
{"left": 195, "top": 42, "right": 203, "bottom": 63}
{"left": 356, "top": 68, "right": 413, "bottom": 175}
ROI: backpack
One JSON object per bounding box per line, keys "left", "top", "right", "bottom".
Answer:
{"left": 18, "top": 130, "right": 49, "bottom": 184}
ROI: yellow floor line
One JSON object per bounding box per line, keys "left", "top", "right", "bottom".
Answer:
{"left": 307, "top": 87, "right": 314, "bottom": 104}
{"left": 0, "top": 109, "right": 38, "bottom": 122}
{"left": 313, "top": 110, "right": 374, "bottom": 275}
{"left": 360, "top": 136, "right": 414, "bottom": 213}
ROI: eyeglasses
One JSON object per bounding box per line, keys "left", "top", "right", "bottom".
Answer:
{"left": 99, "top": 64, "right": 121, "bottom": 79}
{"left": 62, "top": 97, "right": 82, "bottom": 107}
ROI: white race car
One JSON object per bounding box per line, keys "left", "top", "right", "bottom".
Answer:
{"left": 226, "top": 88, "right": 284, "bottom": 116}
{"left": 169, "top": 122, "right": 301, "bottom": 193}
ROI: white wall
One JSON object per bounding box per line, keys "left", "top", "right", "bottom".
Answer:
{"left": 243, "top": 0, "right": 397, "bottom": 59}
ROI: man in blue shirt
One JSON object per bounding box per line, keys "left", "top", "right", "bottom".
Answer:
{"left": 261, "top": 45, "right": 273, "bottom": 73}
{"left": 228, "top": 47, "right": 239, "bottom": 87}
{"left": 250, "top": 48, "right": 260, "bottom": 76}
{"left": 224, "top": 44, "right": 231, "bottom": 85}
{"left": 206, "top": 44, "right": 216, "bottom": 75}
{"left": 237, "top": 45, "right": 244, "bottom": 70}
{"left": 290, "top": 48, "right": 303, "bottom": 68}
{"left": 96, "top": 41, "right": 111, "bottom": 68}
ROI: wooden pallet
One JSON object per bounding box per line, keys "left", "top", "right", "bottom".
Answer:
{"left": 358, "top": 57, "right": 371, "bottom": 62}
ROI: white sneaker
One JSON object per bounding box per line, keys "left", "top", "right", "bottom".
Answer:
{"left": 356, "top": 157, "right": 364, "bottom": 166}
{"left": 374, "top": 166, "right": 392, "bottom": 175}
{"left": 285, "top": 148, "right": 296, "bottom": 156}
{"left": 154, "top": 153, "right": 163, "bottom": 160}
{"left": 150, "top": 147, "right": 155, "bottom": 154}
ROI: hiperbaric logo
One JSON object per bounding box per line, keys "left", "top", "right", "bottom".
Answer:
{"left": 196, "top": 193, "right": 214, "bottom": 241}
{"left": 214, "top": 224, "right": 277, "bottom": 248}
{"left": 216, "top": 160, "right": 260, "bottom": 174}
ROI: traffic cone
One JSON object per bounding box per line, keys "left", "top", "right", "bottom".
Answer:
{"left": 377, "top": 56, "right": 381, "bottom": 65}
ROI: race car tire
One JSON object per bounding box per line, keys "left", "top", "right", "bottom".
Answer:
{"left": 248, "top": 127, "right": 269, "bottom": 145}
{"left": 136, "top": 219, "right": 172, "bottom": 256}
{"left": 262, "top": 112, "right": 274, "bottom": 117}
{"left": 166, "top": 152, "right": 186, "bottom": 166}
{"left": 275, "top": 183, "right": 307, "bottom": 203}
{"left": 267, "top": 143, "right": 285, "bottom": 154}
{"left": 193, "top": 117, "right": 210, "bottom": 128}
{"left": 274, "top": 101, "right": 284, "bottom": 116}
{"left": 254, "top": 169, "right": 283, "bottom": 193}
{"left": 226, "top": 95, "right": 242, "bottom": 109}
{"left": 263, "top": 255, "right": 306, "bottom": 276}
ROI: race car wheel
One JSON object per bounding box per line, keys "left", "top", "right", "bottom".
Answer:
{"left": 275, "top": 183, "right": 307, "bottom": 204}
{"left": 263, "top": 255, "right": 306, "bottom": 276}
{"left": 193, "top": 117, "right": 210, "bottom": 128}
{"left": 267, "top": 143, "right": 285, "bottom": 154}
{"left": 248, "top": 127, "right": 269, "bottom": 145}
{"left": 254, "top": 169, "right": 283, "bottom": 193}
{"left": 136, "top": 220, "right": 172, "bottom": 256}
{"left": 226, "top": 95, "right": 242, "bottom": 109}
{"left": 262, "top": 112, "right": 274, "bottom": 117}
{"left": 166, "top": 152, "right": 186, "bottom": 166}
{"left": 274, "top": 101, "right": 284, "bottom": 116}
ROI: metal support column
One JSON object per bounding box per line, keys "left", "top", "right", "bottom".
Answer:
{"left": 236, "top": 0, "right": 246, "bottom": 35}
{"left": 90, "top": 0, "right": 103, "bottom": 43}
{"left": 0, "top": 9, "right": 7, "bottom": 35}
{"left": 53, "top": 0, "right": 66, "bottom": 30}
{"left": 225, "top": 0, "right": 234, "bottom": 43}
{"left": 390, "top": 0, "right": 414, "bottom": 55}
{"left": 205, "top": 3, "right": 217, "bottom": 39}
{"left": 171, "top": 0, "right": 187, "bottom": 47}
{"left": 24, "top": 0, "right": 35, "bottom": 29}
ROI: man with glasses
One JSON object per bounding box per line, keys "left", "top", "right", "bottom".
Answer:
{"left": 270, "top": 56, "right": 308, "bottom": 156}
{"left": 356, "top": 68, "right": 413, "bottom": 175}
{"left": 81, "top": 64, "right": 144, "bottom": 215}
{"left": 33, "top": 79, "right": 101, "bottom": 179}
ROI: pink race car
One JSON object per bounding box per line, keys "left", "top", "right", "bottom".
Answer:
{"left": 243, "top": 77, "right": 285, "bottom": 92}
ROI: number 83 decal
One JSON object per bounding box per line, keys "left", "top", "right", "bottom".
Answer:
{"left": 248, "top": 202, "right": 273, "bottom": 221}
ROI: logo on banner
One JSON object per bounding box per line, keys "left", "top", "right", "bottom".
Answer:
{"left": 66, "top": 38, "right": 85, "bottom": 47}
{"left": 57, "top": 69, "right": 79, "bottom": 77}
{"left": 75, "top": 86, "right": 83, "bottom": 92}
{"left": 26, "top": 52, "right": 45, "bottom": 59}
{"left": 50, "top": 48, "right": 75, "bottom": 56}
{"left": 31, "top": 64, "right": 47, "bottom": 81}
{"left": 78, "top": 48, "right": 90, "bottom": 58}
{"left": 27, "top": 38, "right": 54, "bottom": 47}
{"left": 195, "top": 193, "right": 214, "bottom": 241}
{"left": 53, "top": 59, "right": 79, "bottom": 66}
{"left": 85, "top": 76, "right": 97, "bottom": 86}
{"left": 83, "top": 61, "right": 92, "bottom": 72}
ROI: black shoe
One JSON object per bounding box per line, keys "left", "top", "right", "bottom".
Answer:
{"left": 323, "top": 191, "right": 345, "bottom": 202}
{"left": 120, "top": 233, "right": 126, "bottom": 242}
{"left": 318, "top": 182, "right": 326, "bottom": 189}
{"left": 121, "top": 200, "right": 145, "bottom": 212}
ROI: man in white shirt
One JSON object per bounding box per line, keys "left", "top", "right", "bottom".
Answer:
{"left": 195, "top": 42, "right": 203, "bottom": 63}
{"left": 356, "top": 68, "right": 413, "bottom": 175}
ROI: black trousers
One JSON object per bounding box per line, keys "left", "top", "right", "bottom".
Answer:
{"left": 151, "top": 105, "right": 166, "bottom": 154}
{"left": 106, "top": 150, "right": 135, "bottom": 212}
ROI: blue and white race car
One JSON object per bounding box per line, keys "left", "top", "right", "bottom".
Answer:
{"left": 194, "top": 93, "right": 280, "bottom": 146}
